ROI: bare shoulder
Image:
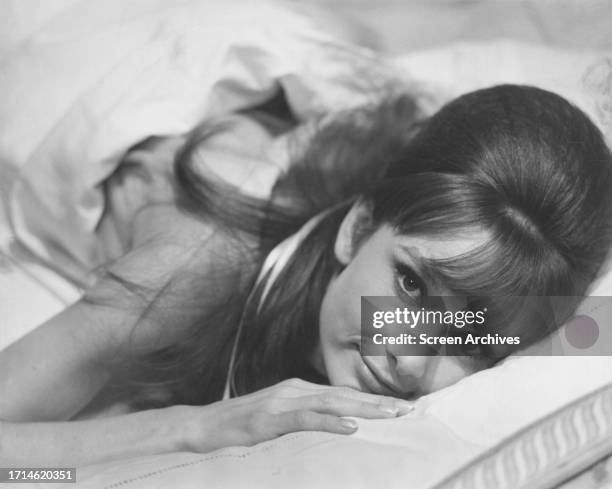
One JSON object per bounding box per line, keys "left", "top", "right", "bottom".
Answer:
{"left": 90, "top": 199, "right": 258, "bottom": 341}
{"left": 95, "top": 203, "right": 237, "bottom": 302}
{"left": 90, "top": 112, "right": 274, "bottom": 341}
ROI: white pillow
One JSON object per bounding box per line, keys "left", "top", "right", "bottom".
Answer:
{"left": 393, "top": 40, "right": 612, "bottom": 148}
{"left": 69, "top": 357, "right": 612, "bottom": 489}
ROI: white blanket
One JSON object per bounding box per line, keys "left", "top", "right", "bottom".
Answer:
{"left": 1, "top": 0, "right": 393, "bottom": 287}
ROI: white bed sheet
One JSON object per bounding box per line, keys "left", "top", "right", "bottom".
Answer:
{"left": 0, "top": 165, "right": 80, "bottom": 350}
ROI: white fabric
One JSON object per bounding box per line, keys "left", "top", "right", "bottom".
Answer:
{"left": 1, "top": 0, "right": 390, "bottom": 287}
{"left": 394, "top": 40, "right": 612, "bottom": 151}
{"left": 58, "top": 415, "right": 485, "bottom": 489}
{"left": 2, "top": 1, "right": 612, "bottom": 488}
{"left": 0, "top": 164, "right": 81, "bottom": 351}
{"left": 52, "top": 357, "right": 612, "bottom": 489}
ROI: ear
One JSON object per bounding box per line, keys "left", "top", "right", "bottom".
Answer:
{"left": 334, "top": 199, "right": 374, "bottom": 265}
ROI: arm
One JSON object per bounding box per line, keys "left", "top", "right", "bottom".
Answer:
{"left": 0, "top": 406, "right": 187, "bottom": 466}
{"left": 0, "top": 220, "right": 201, "bottom": 422}
{"left": 0, "top": 379, "right": 412, "bottom": 467}
{"left": 0, "top": 298, "right": 120, "bottom": 422}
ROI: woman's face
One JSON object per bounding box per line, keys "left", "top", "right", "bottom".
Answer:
{"left": 316, "top": 209, "right": 491, "bottom": 399}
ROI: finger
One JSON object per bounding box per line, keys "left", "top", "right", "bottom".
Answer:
{"left": 284, "top": 394, "right": 404, "bottom": 419}
{"left": 266, "top": 379, "right": 410, "bottom": 412}
{"left": 275, "top": 410, "right": 359, "bottom": 436}
{"left": 314, "top": 386, "right": 415, "bottom": 415}
{"left": 258, "top": 378, "right": 325, "bottom": 399}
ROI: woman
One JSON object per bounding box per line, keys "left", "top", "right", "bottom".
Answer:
{"left": 1, "top": 84, "right": 611, "bottom": 466}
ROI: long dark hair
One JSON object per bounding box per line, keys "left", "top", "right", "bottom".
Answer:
{"left": 113, "top": 85, "right": 612, "bottom": 407}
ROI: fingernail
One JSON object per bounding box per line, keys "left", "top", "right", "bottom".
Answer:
{"left": 397, "top": 402, "right": 415, "bottom": 414}
{"left": 379, "top": 405, "right": 399, "bottom": 415}
{"left": 340, "top": 418, "right": 358, "bottom": 430}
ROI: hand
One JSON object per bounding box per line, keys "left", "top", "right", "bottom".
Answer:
{"left": 182, "top": 378, "right": 414, "bottom": 453}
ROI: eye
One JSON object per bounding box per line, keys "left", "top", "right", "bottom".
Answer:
{"left": 395, "top": 263, "right": 426, "bottom": 300}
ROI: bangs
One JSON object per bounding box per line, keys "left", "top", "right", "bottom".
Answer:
{"left": 423, "top": 242, "right": 573, "bottom": 351}
{"left": 370, "top": 172, "right": 576, "bottom": 351}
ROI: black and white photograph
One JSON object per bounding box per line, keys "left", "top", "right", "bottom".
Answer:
{"left": 1, "top": 1, "right": 612, "bottom": 487}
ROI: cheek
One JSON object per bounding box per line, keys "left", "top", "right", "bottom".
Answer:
{"left": 319, "top": 275, "right": 359, "bottom": 346}
{"left": 321, "top": 266, "right": 389, "bottom": 337}
{"left": 316, "top": 279, "right": 359, "bottom": 386}
{"left": 319, "top": 245, "right": 395, "bottom": 347}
